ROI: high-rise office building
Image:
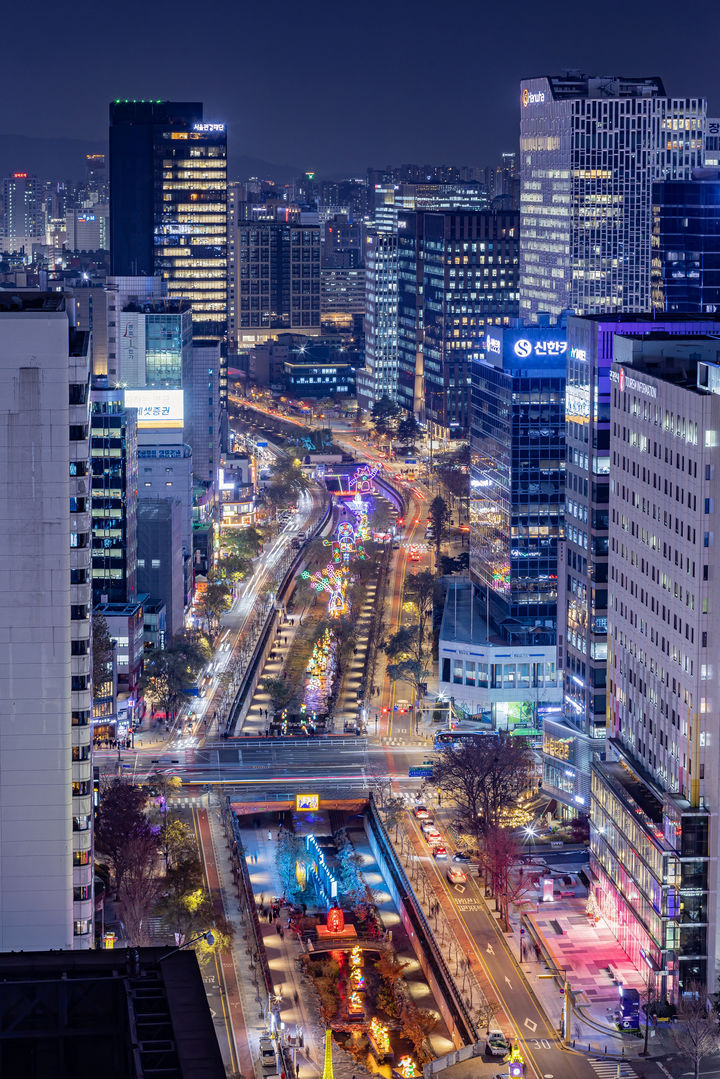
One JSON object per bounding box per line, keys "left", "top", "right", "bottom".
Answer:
{"left": 109, "top": 101, "right": 227, "bottom": 396}
{"left": 591, "top": 333, "right": 720, "bottom": 1001}
{"left": 0, "top": 292, "right": 93, "bottom": 949}
{"left": 106, "top": 275, "right": 166, "bottom": 383}
{"left": 705, "top": 118, "right": 720, "bottom": 166}
{"left": 137, "top": 499, "right": 185, "bottom": 637}
{"left": 1, "top": 171, "right": 45, "bottom": 253}
{"left": 397, "top": 208, "right": 519, "bottom": 435}
{"left": 652, "top": 169, "right": 720, "bottom": 314}
{"left": 116, "top": 297, "right": 193, "bottom": 389}
{"left": 357, "top": 232, "right": 399, "bottom": 409}
{"left": 232, "top": 220, "right": 321, "bottom": 349}
{"left": 438, "top": 319, "right": 566, "bottom": 729}
{"left": 548, "top": 314, "right": 720, "bottom": 816}
{"left": 470, "top": 320, "right": 566, "bottom": 640}
{"left": 519, "top": 74, "right": 706, "bottom": 322}
{"left": 90, "top": 378, "right": 138, "bottom": 605}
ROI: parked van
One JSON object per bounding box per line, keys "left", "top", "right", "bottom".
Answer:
{"left": 259, "top": 1037, "right": 277, "bottom": 1073}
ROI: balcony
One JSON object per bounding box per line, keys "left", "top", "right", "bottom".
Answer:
{"left": 71, "top": 794, "right": 92, "bottom": 818}
{"left": 72, "top": 898, "right": 93, "bottom": 922}
{"left": 72, "top": 760, "right": 91, "bottom": 785}
{"left": 73, "top": 864, "right": 92, "bottom": 889}
{"left": 72, "top": 725, "right": 92, "bottom": 748}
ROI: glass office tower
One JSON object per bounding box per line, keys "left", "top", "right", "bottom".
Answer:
{"left": 109, "top": 101, "right": 227, "bottom": 399}
{"left": 519, "top": 74, "right": 706, "bottom": 322}
{"left": 470, "top": 321, "right": 566, "bottom": 642}
{"left": 652, "top": 170, "right": 720, "bottom": 313}
{"left": 397, "top": 208, "right": 519, "bottom": 435}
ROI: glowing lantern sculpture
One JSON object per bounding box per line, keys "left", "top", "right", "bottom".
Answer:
{"left": 349, "top": 463, "right": 380, "bottom": 495}
{"left": 300, "top": 564, "right": 347, "bottom": 618}
{"left": 326, "top": 906, "right": 345, "bottom": 934}
{"left": 369, "top": 1017, "right": 391, "bottom": 1057}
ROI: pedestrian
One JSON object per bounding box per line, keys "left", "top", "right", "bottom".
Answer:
{"left": 278, "top": 925, "right": 284, "bottom": 939}
{"left": 267, "top": 830, "right": 272, "bottom": 841}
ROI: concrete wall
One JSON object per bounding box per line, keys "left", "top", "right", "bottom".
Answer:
{"left": 0, "top": 310, "right": 74, "bottom": 949}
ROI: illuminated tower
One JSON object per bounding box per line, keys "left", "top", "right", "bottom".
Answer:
{"left": 109, "top": 100, "right": 228, "bottom": 399}
{"left": 519, "top": 74, "right": 706, "bottom": 322}
{"left": 321, "top": 1030, "right": 334, "bottom": 1079}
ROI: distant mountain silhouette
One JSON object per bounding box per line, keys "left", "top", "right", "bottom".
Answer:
{"left": 0, "top": 132, "right": 300, "bottom": 184}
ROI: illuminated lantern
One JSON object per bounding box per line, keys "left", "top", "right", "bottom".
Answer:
{"left": 296, "top": 860, "right": 307, "bottom": 890}
{"left": 326, "top": 906, "right": 345, "bottom": 933}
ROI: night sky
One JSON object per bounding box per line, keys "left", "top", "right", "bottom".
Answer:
{"left": 5, "top": 0, "right": 720, "bottom": 178}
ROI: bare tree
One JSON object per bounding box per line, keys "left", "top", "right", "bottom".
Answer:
{"left": 94, "top": 779, "right": 151, "bottom": 897}
{"left": 432, "top": 733, "right": 532, "bottom": 840}
{"left": 118, "top": 831, "right": 162, "bottom": 945}
{"left": 672, "top": 986, "right": 720, "bottom": 1079}
{"left": 479, "top": 825, "right": 531, "bottom": 929}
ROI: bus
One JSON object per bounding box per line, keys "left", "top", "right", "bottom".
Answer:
{"left": 434, "top": 729, "right": 491, "bottom": 749}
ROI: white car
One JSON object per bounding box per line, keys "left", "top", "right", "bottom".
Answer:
{"left": 486, "top": 1032, "right": 510, "bottom": 1058}
{"left": 420, "top": 820, "right": 438, "bottom": 834}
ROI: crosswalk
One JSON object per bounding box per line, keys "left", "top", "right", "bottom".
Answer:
{"left": 588, "top": 1058, "right": 637, "bottom": 1078}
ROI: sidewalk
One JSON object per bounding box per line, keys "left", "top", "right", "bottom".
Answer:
{"left": 196, "top": 806, "right": 254, "bottom": 1077}
{"left": 504, "top": 896, "right": 678, "bottom": 1058}
{"left": 413, "top": 799, "right": 677, "bottom": 1061}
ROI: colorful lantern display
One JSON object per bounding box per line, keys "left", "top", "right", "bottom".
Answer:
{"left": 326, "top": 906, "right": 345, "bottom": 933}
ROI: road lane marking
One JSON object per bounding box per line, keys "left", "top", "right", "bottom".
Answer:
{"left": 524, "top": 1017, "right": 537, "bottom": 1032}
{"left": 420, "top": 834, "right": 551, "bottom": 1079}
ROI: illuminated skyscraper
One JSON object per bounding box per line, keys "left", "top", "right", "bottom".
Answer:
{"left": 397, "top": 208, "right": 519, "bottom": 435}
{"left": 109, "top": 101, "right": 228, "bottom": 398}
{"left": 1, "top": 171, "right": 45, "bottom": 253}
{"left": 519, "top": 74, "right": 706, "bottom": 322}
{"left": 652, "top": 170, "right": 720, "bottom": 314}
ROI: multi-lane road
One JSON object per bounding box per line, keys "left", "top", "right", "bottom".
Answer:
{"left": 106, "top": 402, "right": 676, "bottom": 1079}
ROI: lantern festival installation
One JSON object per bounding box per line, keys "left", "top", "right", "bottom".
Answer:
{"left": 303, "top": 627, "right": 336, "bottom": 713}
{"left": 301, "top": 564, "right": 347, "bottom": 617}
{"left": 348, "top": 463, "right": 380, "bottom": 495}
{"left": 368, "top": 1017, "right": 391, "bottom": 1058}
{"left": 347, "top": 944, "right": 365, "bottom": 1017}
{"left": 349, "top": 491, "right": 370, "bottom": 543}
{"left": 326, "top": 905, "right": 345, "bottom": 934}
{"left": 397, "top": 1058, "right": 419, "bottom": 1078}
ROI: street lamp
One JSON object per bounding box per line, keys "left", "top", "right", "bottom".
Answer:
{"left": 158, "top": 930, "right": 215, "bottom": 962}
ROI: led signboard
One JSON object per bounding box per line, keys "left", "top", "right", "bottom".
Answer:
{"left": 124, "top": 388, "right": 184, "bottom": 429}
{"left": 513, "top": 338, "right": 566, "bottom": 358}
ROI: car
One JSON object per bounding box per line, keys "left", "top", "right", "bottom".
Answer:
{"left": 409, "top": 545, "right": 420, "bottom": 562}
{"left": 447, "top": 867, "right": 467, "bottom": 884}
{"left": 452, "top": 850, "right": 472, "bottom": 863}
{"left": 424, "top": 828, "right": 442, "bottom": 844}
{"left": 420, "top": 820, "right": 437, "bottom": 834}
{"left": 433, "top": 845, "right": 448, "bottom": 860}
{"left": 485, "top": 1032, "right": 511, "bottom": 1058}
{"left": 413, "top": 805, "right": 429, "bottom": 819}
{"left": 297, "top": 530, "right": 306, "bottom": 541}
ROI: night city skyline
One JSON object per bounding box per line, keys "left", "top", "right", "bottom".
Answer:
{"left": 4, "top": 0, "right": 720, "bottom": 177}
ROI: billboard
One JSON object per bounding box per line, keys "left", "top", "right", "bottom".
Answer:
{"left": 124, "top": 388, "right": 184, "bottom": 429}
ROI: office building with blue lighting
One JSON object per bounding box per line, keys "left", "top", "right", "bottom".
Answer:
{"left": 438, "top": 320, "right": 565, "bottom": 729}
{"left": 652, "top": 169, "right": 720, "bottom": 314}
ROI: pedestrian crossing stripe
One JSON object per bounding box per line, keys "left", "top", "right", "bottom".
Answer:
{"left": 588, "top": 1059, "right": 636, "bottom": 1078}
